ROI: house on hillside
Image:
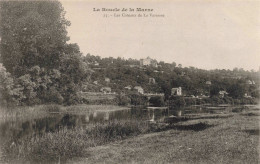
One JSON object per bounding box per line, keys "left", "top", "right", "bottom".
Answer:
{"left": 124, "top": 85, "right": 132, "bottom": 90}
{"left": 100, "top": 87, "right": 111, "bottom": 94}
{"left": 244, "top": 93, "right": 252, "bottom": 98}
{"left": 206, "top": 81, "right": 212, "bottom": 85}
{"left": 219, "top": 90, "right": 228, "bottom": 98}
{"left": 171, "top": 87, "right": 182, "bottom": 96}
{"left": 246, "top": 80, "right": 253, "bottom": 85}
{"left": 149, "top": 78, "right": 156, "bottom": 84}
{"left": 105, "top": 77, "right": 110, "bottom": 83}
{"left": 134, "top": 86, "right": 144, "bottom": 94}
{"left": 140, "top": 57, "right": 157, "bottom": 67}
{"left": 94, "top": 61, "right": 99, "bottom": 66}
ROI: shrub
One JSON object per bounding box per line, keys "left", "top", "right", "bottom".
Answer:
{"left": 149, "top": 96, "right": 165, "bottom": 107}
{"left": 184, "top": 98, "right": 196, "bottom": 106}
{"left": 168, "top": 96, "right": 186, "bottom": 108}
{"left": 211, "top": 96, "right": 224, "bottom": 105}
{"left": 117, "top": 93, "right": 130, "bottom": 106}
{"left": 129, "top": 93, "right": 148, "bottom": 106}
{"left": 223, "top": 96, "right": 234, "bottom": 104}
{"left": 43, "top": 87, "right": 64, "bottom": 104}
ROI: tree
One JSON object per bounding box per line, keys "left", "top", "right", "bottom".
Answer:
{"left": 0, "top": 1, "right": 70, "bottom": 76}
{"left": 0, "top": 1, "right": 90, "bottom": 105}
{"left": 168, "top": 96, "right": 186, "bottom": 108}
{"left": 227, "top": 83, "right": 246, "bottom": 99}
{"left": 0, "top": 64, "right": 23, "bottom": 106}
{"left": 149, "top": 96, "right": 165, "bottom": 107}
{"left": 171, "top": 62, "right": 176, "bottom": 67}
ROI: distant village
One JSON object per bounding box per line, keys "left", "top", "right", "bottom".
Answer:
{"left": 80, "top": 55, "right": 259, "bottom": 106}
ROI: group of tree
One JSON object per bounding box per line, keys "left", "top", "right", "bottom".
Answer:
{"left": 0, "top": 1, "right": 89, "bottom": 107}
{"left": 84, "top": 54, "right": 259, "bottom": 102}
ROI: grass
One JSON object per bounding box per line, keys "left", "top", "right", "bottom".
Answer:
{"left": 2, "top": 119, "right": 150, "bottom": 163}
{"left": 1, "top": 105, "right": 259, "bottom": 163}
{"left": 69, "top": 108, "right": 260, "bottom": 164}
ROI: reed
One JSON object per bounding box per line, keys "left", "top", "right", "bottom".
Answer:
{"left": 2, "top": 119, "right": 150, "bottom": 163}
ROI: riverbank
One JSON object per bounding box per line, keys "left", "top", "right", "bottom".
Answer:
{"left": 69, "top": 107, "right": 260, "bottom": 164}
{"left": 1, "top": 105, "right": 259, "bottom": 163}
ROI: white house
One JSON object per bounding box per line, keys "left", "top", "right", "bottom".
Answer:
{"left": 105, "top": 77, "right": 110, "bottom": 83}
{"left": 171, "top": 87, "right": 182, "bottom": 96}
{"left": 134, "top": 86, "right": 144, "bottom": 94}
{"left": 140, "top": 57, "right": 157, "bottom": 67}
{"left": 124, "top": 85, "right": 132, "bottom": 90}
{"left": 219, "top": 90, "right": 228, "bottom": 98}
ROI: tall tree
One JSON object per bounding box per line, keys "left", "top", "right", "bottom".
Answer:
{"left": 0, "top": 1, "right": 70, "bottom": 76}
{"left": 0, "top": 1, "right": 89, "bottom": 105}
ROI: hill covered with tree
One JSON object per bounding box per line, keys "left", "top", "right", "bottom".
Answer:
{"left": 0, "top": 1, "right": 259, "bottom": 107}
{"left": 83, "top": 54, "right": 259, "bottom": 101}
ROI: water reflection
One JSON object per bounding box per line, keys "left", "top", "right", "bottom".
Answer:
{"left": 0, "top": 106, "right": 225, "bottom": 144}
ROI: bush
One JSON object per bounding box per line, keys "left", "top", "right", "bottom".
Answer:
{"left": 149, "top": 96, "right": 165, "bottom": 107}
{"left": 0, "top": 65, "right": 22, "bottom": 107}
{"left": 168, "top": 96, "right": 186, "bottom": 108}
{"left": 129, "top": 93, "right": 148, "bottom": 106}
{"left": 223, "top": 96, "right": 234, "bottom": 104}
{"left": 211, "top": 96, "right": 224, "bottom": 105}
{"left": 117, "top": 93, "right": 130, "bottom": 106}
{"left": 184, "top": 98, "right": 196, "bottom": 106}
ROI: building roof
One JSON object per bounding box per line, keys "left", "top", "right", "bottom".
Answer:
{"left": 134, "top": 86, "right": 143, "bottom": 90}
{"left": 219, "top": 91, "right": 228, "bottom": 94}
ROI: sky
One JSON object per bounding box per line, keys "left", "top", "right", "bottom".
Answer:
{"left": 61, "top": 0, "right": 260, "bottom": 71}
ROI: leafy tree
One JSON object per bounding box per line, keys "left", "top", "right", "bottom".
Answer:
{"left": 16, "top": 74, "right": 37, "bottom": 105}
{"left": 227, "top": 83, "right": 246, "bottom": 99}
{"left": 117, "top": 93, "right": 130, "bottom": 106}
{"left": 168, "top": 96, "right": 186, "bottom": 108}
{"left": 0, "top": 1, "right": 70, "bottom": 76}
{"left": 0, "top": 1, "right": 90, "bottom": 105}
{"left": 149, "top": 96, "right": 165, "bottom": 107}
{"left": 0, "top": 64, "right": 22, "bottom": 106}
{"left": 129, "top": 93, "right": 148, "bottom": 106}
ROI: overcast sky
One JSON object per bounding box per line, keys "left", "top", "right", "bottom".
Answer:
{"left": 61, "top": 1, "right": 260, "bottom": 71}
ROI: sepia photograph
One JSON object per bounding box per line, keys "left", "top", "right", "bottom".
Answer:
{"left": 0, "top": 0, "right": 259, "bottom": 163}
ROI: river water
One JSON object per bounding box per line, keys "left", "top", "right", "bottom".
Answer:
{"left": 0, "top": 105, "right": 234, "bottom": 145}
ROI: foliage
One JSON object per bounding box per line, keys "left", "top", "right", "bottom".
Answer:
{"left": 149, "top": 96, "right": 165, "bottom": 107}
{"left": 117, "top": 93, "right": 130, "bottom": 106}
{"left": 129, "top": 93, "right": 148, "bottom": 106}
{"left": 3, "top": 119, "right": 150, "bottom": 163}
{"left": 168, "top": 96, "right": 186, "bottom": 108}
{"left": 0, "top": 1, "right": 70, "bottom": 75}
{"left": 0, "top": 1, "right": 90, "bottom": 106}
{"left": 227, "top": 83, "right": 246, "bottom": 99}
{"left": 0, "top": 65, "right": 23, "bottom": 106}
{"left": 85, "top": 54, "right": 259, "bottom": 103}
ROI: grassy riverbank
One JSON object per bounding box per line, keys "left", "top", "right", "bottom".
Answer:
{"left": 1, "top": 106, "right": 259, "bottom": 163}
{"left": 2, "top": 119, "right": 150, "bottom": 163}
{"left": 70, "top": 108, "right": 260, "bottom": 164}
